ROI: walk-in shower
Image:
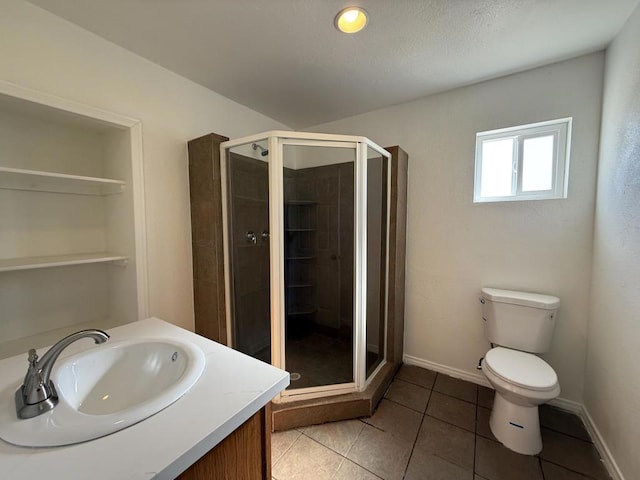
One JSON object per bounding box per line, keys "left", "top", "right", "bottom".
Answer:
{"left": 220, "top": 131, "right": 391, "bottom": 402}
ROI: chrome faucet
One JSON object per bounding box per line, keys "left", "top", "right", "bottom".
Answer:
{"left": 15, "top": 329, "right": 109, "bottom": 419}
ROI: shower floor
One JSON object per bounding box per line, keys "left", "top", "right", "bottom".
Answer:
{"left": 285, "top": 329, "right": 353, "bottom": 389}
{"left": 253, "top": 327, "right": 379, "bottom": 390}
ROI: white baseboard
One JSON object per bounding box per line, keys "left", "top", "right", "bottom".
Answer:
{"left": 579, "top": 405, "right": 625, "bottom": 480}
{"left": 403, "top": 354, "right": 491, "bottom": 388}
{"left": 547, "top": 396, "right": 582, "bottom": 414}
{"left": 402, "top": 354, "right": 624, "bottom": 480}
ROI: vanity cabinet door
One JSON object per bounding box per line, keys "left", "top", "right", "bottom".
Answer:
{"left": 177, "top": 404, "right": 271, "bottom": 480}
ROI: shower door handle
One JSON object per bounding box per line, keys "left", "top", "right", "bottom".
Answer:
{"left": 246, "top": 231, "right": 257, "bottom": 244}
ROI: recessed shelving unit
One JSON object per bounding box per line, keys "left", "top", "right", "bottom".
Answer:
{"left": 0, "top": 166, "right": 125, "bottom": 195}
{"left": 0, "top": 80, "right": 148, "bottom": 361}
{"left": 284, "top": 199, "right": 318, "bottom": 330}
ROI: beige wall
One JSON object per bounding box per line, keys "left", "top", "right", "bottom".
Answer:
{"left": 0, "top": 0, "right": 288, "bottom": 331}
{"left": 585, "top": 4, "right": 640, "bottom": 479}
{"left": 309, "top": 53, "right": 605, "bottom": 403}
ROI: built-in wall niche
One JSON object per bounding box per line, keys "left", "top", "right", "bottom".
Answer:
{"left": 0, "top": 81, "right": 148, "bottom": 359}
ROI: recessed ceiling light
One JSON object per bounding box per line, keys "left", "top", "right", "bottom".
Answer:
{"left": 335, "top": 7, "right": 368, "bottom": 34}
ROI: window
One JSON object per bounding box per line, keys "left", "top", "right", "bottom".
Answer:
{"left": 474, "top": 118, "right": 571, "bottom": 203}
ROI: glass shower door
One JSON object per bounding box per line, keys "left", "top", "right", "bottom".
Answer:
{"left": 281, "top": 142, "right": 356, "bottom": 391}
{"left": 225, "top": 140, "right": 272, "bottom": 363}
{"left": 365, "top": 146, "right": 389, "bottom": 379}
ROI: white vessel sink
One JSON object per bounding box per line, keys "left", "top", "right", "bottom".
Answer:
{"left": 0, "top": 338, "right": 206, "bottom": 447}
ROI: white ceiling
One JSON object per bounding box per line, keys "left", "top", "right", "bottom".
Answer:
{"left": 28, "top": 0, "right": 639, "bottom": 129}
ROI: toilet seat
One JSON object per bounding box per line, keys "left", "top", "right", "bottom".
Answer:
{"left": 484, "top": 347, "right": 558, "bottom": 392}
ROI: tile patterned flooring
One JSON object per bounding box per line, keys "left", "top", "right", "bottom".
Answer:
{"left": 271, "top": 364, "right": 611, "bottom": 480}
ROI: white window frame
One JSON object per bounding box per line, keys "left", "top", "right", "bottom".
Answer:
{"left": 474, "top": 118, "right": 572, "bottom": 203}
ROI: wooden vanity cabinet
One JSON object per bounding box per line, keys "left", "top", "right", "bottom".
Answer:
{"left": 177, "top": 404, "right": 271, "bottom": 480}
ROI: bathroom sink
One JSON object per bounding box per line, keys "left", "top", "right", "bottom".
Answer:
{"left": 0, "top": 338, "right": 206, "bottom": 447}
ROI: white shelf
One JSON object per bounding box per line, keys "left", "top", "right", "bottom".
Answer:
{"left": 0, "top": 166, "right": 125, "bottom": 195}
{"left": 0, "top": 253, "right": 128, "bottom": 273}
{"left": 0, "top": 317, "right": 124, "bottom": 361}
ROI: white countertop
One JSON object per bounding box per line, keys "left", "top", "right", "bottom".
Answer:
{"left": 0, "top": 318, "right": 289, "bottom": 479}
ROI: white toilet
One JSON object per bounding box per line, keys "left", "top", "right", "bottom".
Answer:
{"left": 479, "top": 287, "right": 561, "bottom": 455}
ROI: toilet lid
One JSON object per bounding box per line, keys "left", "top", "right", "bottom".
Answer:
{"left": 484, "top": 347, "right": 558, "bottom": 391}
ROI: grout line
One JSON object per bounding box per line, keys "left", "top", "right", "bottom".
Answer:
{"left": 272, "top": 429, "right": 303, "bottom": 466}
{"left": 342, "top": 423, "right": 363, "bottom": 460}
{"left": 539, "top": 424, "right": 595, "bottom": 444}
{"left": 401, "top": 408, "right": 425, "bottom": 479}
{"left": 430, "top": 388, "right": 479, "bottom": 407}
{"left": 399, "top": 373, "right": 439, "bottom": 479}
{"left": 473, "top": 383, "right": 479, "bottom": 476}
{"left": 383, "top": 393, "right": 432, "bottom": 414}
{"left": 423, "top": 411, "right": 477, "bottom": 435}
{"left": 359, "top": 418, "right": 386, "bottom": 434}
{"left": 300, "top": 434, "right": 348, "bottom": 463}
{"left": 539, "top": 455, "right": 547, "bottom": 480}
{"left": 301, "top": 427, "right": 384, "bottom": 479}
{"left": 540, "top": 458, "right": 609, "bottom": 480}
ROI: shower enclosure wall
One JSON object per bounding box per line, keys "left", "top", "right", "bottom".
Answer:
{"left": 221, "top": 132, "right": 389, "bottom": 401}
{"left": 187, "top": 131, "right": 407, "bottom": 427}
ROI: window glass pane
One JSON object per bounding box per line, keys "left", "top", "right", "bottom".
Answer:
{"left": 522, "top": 135, "right": 554, "bottom": 192}
{"left": 480, "top": 138, "right": 514, "bottom": 197}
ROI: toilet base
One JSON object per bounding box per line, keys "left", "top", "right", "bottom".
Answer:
{"left": 489, "top": 393, "right": 542, "bottom": 455}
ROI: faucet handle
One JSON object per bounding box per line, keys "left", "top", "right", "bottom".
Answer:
{"left": 27, "top": 349, "right": 38, "bottom": 366}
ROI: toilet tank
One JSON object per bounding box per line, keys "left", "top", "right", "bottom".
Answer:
{"left": 480, "top": 287, "right": 560, "bottom": 353}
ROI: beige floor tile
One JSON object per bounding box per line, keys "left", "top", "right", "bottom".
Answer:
{"left": 362, "top": 398, "right": 423, "bottom": 443}
{"left": 395, "top": 364, "right": 437, "bottom": 389}
{"left": 405, "top": 449, "right": 474, "bottom": 480}
{"left": 415, "top": 415, "right": 475, "bottom": 470}
{"left": 384, "top": 379, "right": 431, "bottom": 412}
{"left": 476, "top": 406, "right": 497, "bottom": 442}
{"left": 426, "top": 391, "right": 476, "bottom": 432}
{"left": 299, "top": 419, "right": 364, "bottom": 455}
{"left": 272, "top": 434, "right": 344, "bottom": 480}
{"left": 541, "top": 461, "right": 593, "bottom": 480}
{"left": 477, "top": 386, "right": 495, "bottom": 409}
{"left": 539, "top": 405, "right": 591, "bottom": 441}
{"left": 434, "top": 374, "right": 478, "bottom": 404}
{"left": 540, "top": 429, "right": 610, "bottom": 480}
{"left": 475, "top": 436, "right": 543, "bottom": 480}
{"left": 347, "top": 424, "right": 413, "bottom": 480}
{"left": 334, "top": 459, "right": 382, "bottom": 479}
{"left": 271, "top": 429, "right": 301, "bottom": 464}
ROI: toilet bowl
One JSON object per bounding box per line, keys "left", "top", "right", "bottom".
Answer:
{"left": 482, "top": 346, "right": 560, "bottom": 455}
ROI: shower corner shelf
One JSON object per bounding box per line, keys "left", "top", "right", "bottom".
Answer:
{"left": 285, "top": 200, "right": 317, "bottom": 206}
{"left": 0, "top": 166, "right": 126, "bottom": 195}
{"left": 0, "top": 253, "right": 129, "bottom": 273}
{"left": 287, "top": 308, "right": 318, "bottom": 317}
